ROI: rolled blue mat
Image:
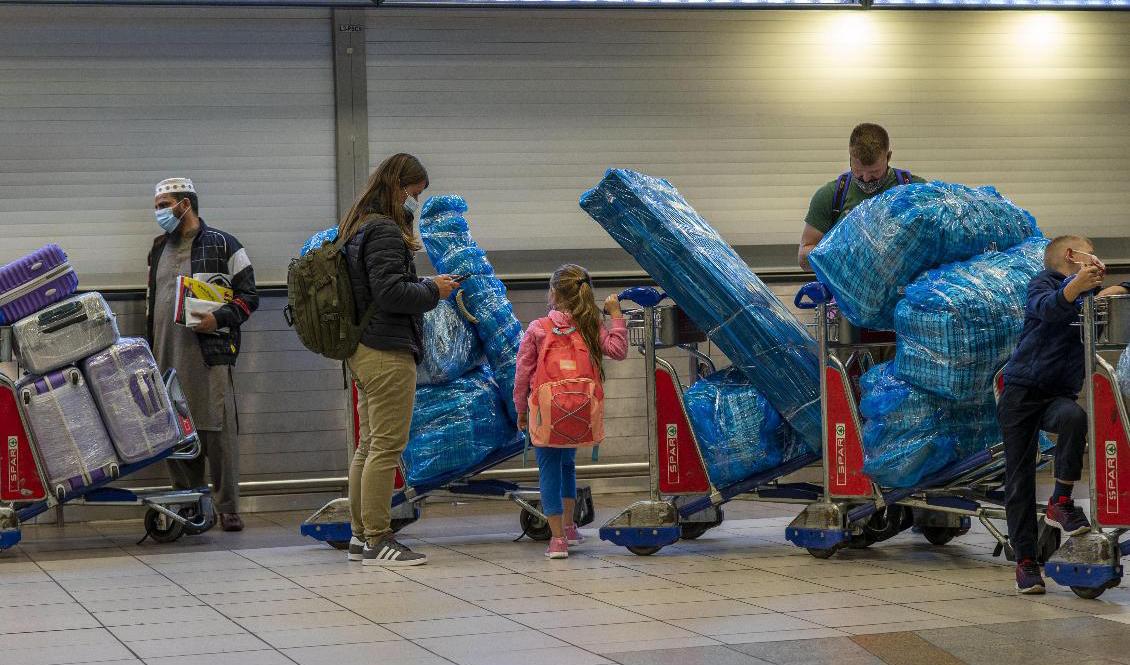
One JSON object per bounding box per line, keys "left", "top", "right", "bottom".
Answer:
{"left": 580, "top": 169, "right": 820, "bottom": 450}
{"left": 895, "top": 237, "right": 1049, "bottom": 400}
{"left": 419, "top": 195, "right": 523, "bottom": 424}
{"left": 405, "top": 365, "right": 516, "bottom": 487}
{"left": 684, "top": 367, "right": 805, "bottom": 487}
{"left": 417, "top": 299, "right": 484, "bottom": 386}
{"left": 809, "top": 182, "right": 1040, "bottom": 330}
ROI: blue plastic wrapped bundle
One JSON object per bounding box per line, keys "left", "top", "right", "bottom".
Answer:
{"left": 809, "top": 182, "right": 1040, "bottom": 329}
{"left": 417, "top": 299, "right": 483, "bottom": 386}
{"left": 301, "top": 227, "right": 338, "bottom": 256}
{"left": 895, "top": 237, "right": 1049, "bottom": 400}
{"left": 419, "top": 195, "right": 522, "bottom": 424}
{"left": 683, "top": 367, "right": 799, "bottom": 487}
{"left": 859, "top": 363, "right": 960, "bottom": 488}
{"left": 1118, "top": 347, "right": 1130, "bottom": 398}
{"left": 404, "top": 365, "right": 516, "bottom": 486}
{"left": 580, "top": 169, "right": 821, "bottom": 450}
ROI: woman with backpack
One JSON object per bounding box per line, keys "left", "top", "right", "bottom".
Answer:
{"left": 340, "top": 153, "right": 458, "bottom": 566}
{"left": 513, "top": 264, "right": 629, "bottom": 559}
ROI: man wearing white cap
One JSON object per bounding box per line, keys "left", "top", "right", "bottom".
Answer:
{"left": 146, "top": 177, "right": 259, "bottom": 532}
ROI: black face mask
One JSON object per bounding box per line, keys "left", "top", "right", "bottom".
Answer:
{"left": 856, "top": 175, "right": 885, "bottom": 195}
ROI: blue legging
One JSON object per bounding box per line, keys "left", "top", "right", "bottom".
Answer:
{"left": 535, "top": 446, "right": 577, "bottom": 517}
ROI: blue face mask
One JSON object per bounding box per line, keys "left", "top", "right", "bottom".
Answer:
{"left": 155, "top": 204, "right": 182, "bottom": 234}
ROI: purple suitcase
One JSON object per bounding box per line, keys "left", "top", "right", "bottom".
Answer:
{"left": 81, "top": 338, "right": 180, "bottom": 463}
{"left": 18, "top": 367, "right": 119, "bottom": 500}
{"left": 0, "top": 245, "right": 79, "bottom": 325}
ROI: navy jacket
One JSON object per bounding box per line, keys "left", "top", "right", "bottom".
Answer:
{"left": 146, "top": 220, "right": 259, "bottom": 367}
{"left": 1003, "top": 269, "right": 1130, "bottom": 398}
{"left": 345, "top": 215, "right": 439, "bottom": 363}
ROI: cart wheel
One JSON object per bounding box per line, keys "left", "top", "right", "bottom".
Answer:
{"left": 922, "top": 526, "right": 961, "bottom": 547}
{"left": 391, "top": 517, "right": 419, "bottom": 533}
{"left": 326, "top": 540, "right": 350, "bottom": 551}
{"left": 143, "top": 509, "right": 185, "bottom": 544}
{"left": 806, "top": 547, "right": 838, "bottom": 559}
{"left": 680, "top": 522, "right": 713, "bottom": 541}
{"left": 627, "top": 545, "right": 661, "bottom": 556}
{"left": 1071, "top": 585, "right": 1106, "bottom": 600}
{"left": 519, "top": 503, "right": 552, "bottom": 542}
{"left": 847, "top": 532, "right": 875, "bottom": 549}
{"left": 180, "top": 504, "right": 215, "bottom": 536}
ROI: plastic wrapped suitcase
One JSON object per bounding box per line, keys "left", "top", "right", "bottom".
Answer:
{"left": 0, "top": 244, "right": 79, "bottom": 325}
{"left": 18, "top": 367, "right": 119, "bottom": 499}
{"left": 0, "top": 372, "right": 47, "bottom": 502}
{"left": 13, "top": 292, "right": 120, "bottom": 375}
{"left": 81, "top": 338, "right": 181, "bottom": 463}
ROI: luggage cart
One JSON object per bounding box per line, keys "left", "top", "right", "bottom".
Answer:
{"left": 785, "top": 282, "right": 1060, "bottom": 561}
{"left": 1042, "top": 294, "right": 1130, "bottom": 599}
{"left": 301, "top": 385, "right": 595, "bottom": 549}
{"left": 0, "top": 359, "right": 215, "bottom": 551}
{"left": 599, "top": 287, "right": 822, "bottom": 556}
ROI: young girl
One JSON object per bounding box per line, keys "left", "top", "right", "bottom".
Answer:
{"left": 514, "top": 264, "right": 628, "bottom": 559}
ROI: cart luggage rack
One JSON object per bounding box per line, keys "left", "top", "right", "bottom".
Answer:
{"left": 625, "top": 304, "right": 706, "bottom": 349}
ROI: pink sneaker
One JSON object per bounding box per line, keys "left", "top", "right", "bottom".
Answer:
{"left": 545, "top": 536, "right": 569, "bottom": 559}
{"left": 564, "top": 524, "right": 585, "bottom": 546}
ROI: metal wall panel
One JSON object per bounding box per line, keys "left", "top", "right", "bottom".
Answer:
{"left": 0, "top": 6, "right": 338, "bottom": 288}
{"left": 366, "top": 9, "right": 1130, "bottom": 262}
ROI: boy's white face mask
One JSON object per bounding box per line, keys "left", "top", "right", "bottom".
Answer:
{"left": 1066, "top": 248, "right": 1106, "bottom": 275}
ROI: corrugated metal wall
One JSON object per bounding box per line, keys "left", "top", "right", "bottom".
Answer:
{"left": 366, "top": 9, "right": 1130, "bottom": 256}
{"left": 0, "top": 6, "right": 337, "bottom": 288}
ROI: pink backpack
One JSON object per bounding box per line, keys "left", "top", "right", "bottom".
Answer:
{"left": 527, "top": 317, "right": 605, "bottom": 447}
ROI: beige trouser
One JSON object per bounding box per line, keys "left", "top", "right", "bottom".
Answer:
{"left": 347, "top": 344, "right": 416, "bottom": 543}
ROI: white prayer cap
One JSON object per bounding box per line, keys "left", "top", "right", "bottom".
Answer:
{"left": 155, "top": 177, "right": 196, "bottom": 196}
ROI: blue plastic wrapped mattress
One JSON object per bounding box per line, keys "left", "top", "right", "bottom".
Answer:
{"left": 417, "top": 299, "right": 484, "bottom": 386}
{"left": 580, "top": 169, "right": 820, "bottom": 450}
{"left": 404, "top": 365, "right": 516, "bottom": 487}
{"left": 894, "top": 237, "right": 1048, "bottom": 400}
{"left": 809, "top": 183, "right": 1040, "bottom": 330}
{"left": 683, "top": 367, "right": 801, "bottom": 487}
{"left": 420, "top": 196, "right": 522, "bottom": 425}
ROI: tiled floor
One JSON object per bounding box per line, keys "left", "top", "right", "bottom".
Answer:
{"left": 3, "top": 495, "right": 1130, "bottom": 665}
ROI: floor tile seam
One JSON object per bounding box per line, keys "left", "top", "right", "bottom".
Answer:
{"left": 45, "top": 558, "right": 150, "bottom": 665}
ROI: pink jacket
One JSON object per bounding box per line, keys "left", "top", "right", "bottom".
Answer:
{"left": 513, "top": 309, "right": 629, "bottom": 416}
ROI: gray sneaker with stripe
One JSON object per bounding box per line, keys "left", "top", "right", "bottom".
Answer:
{"left": 362, "top": 537, "right": 428, "bottom": 567}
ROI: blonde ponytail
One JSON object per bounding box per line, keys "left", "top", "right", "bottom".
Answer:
{"left": 550, "top": 264, "right": 605, "bottom": 380}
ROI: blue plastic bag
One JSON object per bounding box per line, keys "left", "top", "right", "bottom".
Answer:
{"left": 301, "top": 227, "right": 338, "bottom": 256}
{"left": 1119, "top": 346, "right": 1130, "bottom": 398}
{"left": 809, "top": 182, "right": 1040, "bottom": 330}
{"left": 404, "top": 365, "right": 516, "bottom": 487}
{"left": 580, "top": 169, "right": 821, "bottom": 450}
{"left": 417, "top": 299, "right": 483, "bottom": 386}
{"left": 419, "top": 196, "right": 522, "bottom": 424}
{"left": 859, "top": 363, "right": 961, "bottom": 488}
{"left": 895, "top": 237, "right": 1048, "bottom": 400}
{"left": 683, "top": 367, "right": 801, "bottom": 487}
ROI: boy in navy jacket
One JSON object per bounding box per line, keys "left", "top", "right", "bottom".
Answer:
{"left": 998, "top": 235, "right": 1130, "bottom": 594}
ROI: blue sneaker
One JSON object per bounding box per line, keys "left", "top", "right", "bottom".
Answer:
{"left": 1016, "top": 559, "right": 1046, "bottom": 595}
{"left": 1046, "top": 497, "right": 1091, "bottom": 536}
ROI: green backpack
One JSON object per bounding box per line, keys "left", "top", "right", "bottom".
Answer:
{"left": 284, "top": 230, "right": 375, "bottom": 361}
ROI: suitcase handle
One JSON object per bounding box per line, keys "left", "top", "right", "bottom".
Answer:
{"left": 133, "top": 369, "right": 166, "bottom": 417}
{"left": 37, "top": 300, "right": 87, "bottom": 334}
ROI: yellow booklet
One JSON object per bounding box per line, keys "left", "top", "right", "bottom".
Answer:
{"left": 174, "top": 275, "right": 232, "bottom": 334}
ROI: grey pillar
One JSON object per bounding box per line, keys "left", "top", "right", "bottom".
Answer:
{"left": 332, "top": 9, "right": 370, "bottom": 219}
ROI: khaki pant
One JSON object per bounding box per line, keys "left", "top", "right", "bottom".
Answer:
{"left": 348, "top": 345, "right": 416, "bottom": 542}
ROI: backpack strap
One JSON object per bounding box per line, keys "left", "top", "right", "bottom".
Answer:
{"left": 894, "top": 168, "right": 912, "bottom": 186}
{"left": 830, "top": 171, "right": 852, "bottom": 220}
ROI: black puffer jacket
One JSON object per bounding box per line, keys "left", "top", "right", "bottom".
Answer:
{"left": 346, "top": 215, "right": 439, "bottom": 362}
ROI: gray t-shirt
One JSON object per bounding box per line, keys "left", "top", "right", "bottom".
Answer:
{"left": 152, "top": 232, "right": 227, "bottom": 432}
